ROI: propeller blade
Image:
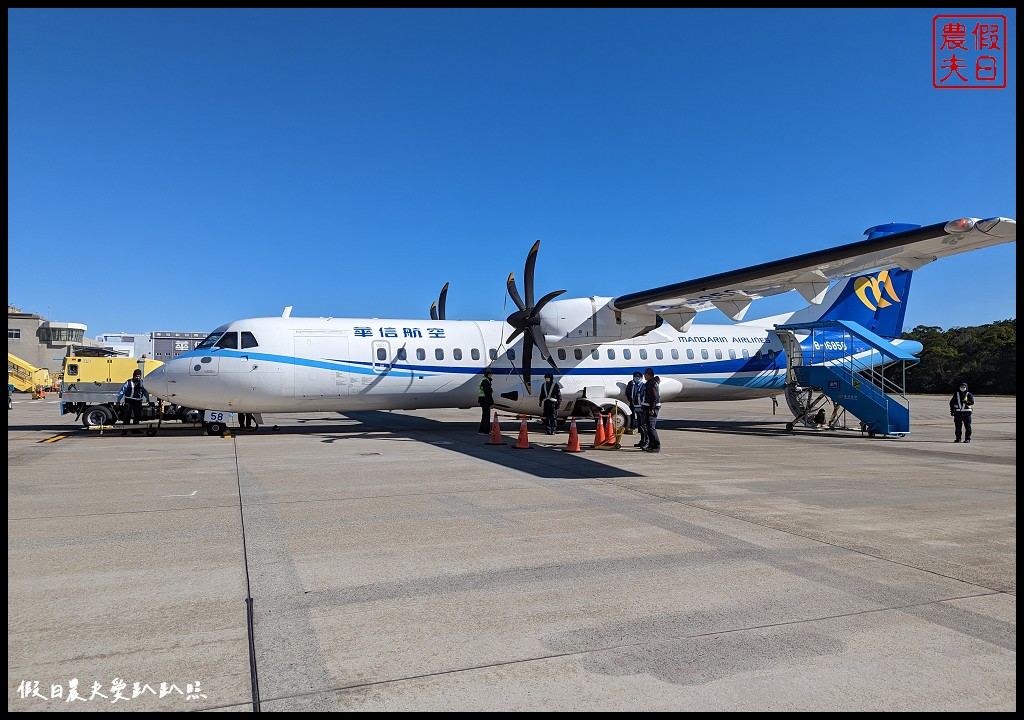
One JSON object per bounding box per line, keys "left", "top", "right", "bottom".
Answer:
{"left": 524, "top": 240, "right": 540, "bottom": 308}
{"left": 530, "top": 327, "right": 559, "bottom": 372}
{"left": 506, "top": 272, "right": 526, "bottom": 311}
{"left": 506, "top": 327, "right": 524, "bottom": 345}
{"left": 531, "top": 289, "right": 567, "bottom": 317}
{"left": 430, "top": 302, "right": 438, "bottom": 321}
{"left": 437, "top": 282, "right": 449, "bottom": 320}
{"left": 521, "top": 332, "right": 534, "bottom": 395}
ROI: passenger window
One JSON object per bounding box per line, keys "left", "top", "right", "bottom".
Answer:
{"left": 639, "top": 349, "right": 648, "bottom": 360}
{"left": 215, "top": 332, "right": 238, "bottom": 349}
{"left": 686, "top": 349, "right": 694, "bottom": 360}
{"left": 574, "top": 348, "right": 583, "bottom": 360}
{"left": 240, "top": 332, "right": 259, "bottom": 349}
{"left": 416, "top": 348, "right": 426, "bottom": 361}
{"left": 701, "top": 349, "right": 709, "bottom": 360}
{"left": 607, "top": 349, "right": 615, "bottom": 360}
{"left": 489, "top": 349, "right": 497, "bottom": 361}
{"left": 729, "top": 349, "right": 737, "bottom": 359}
{"left": 377, "top": 348, "right": 387, "bottom": 361}
{"left": 509, "top": 349, "right": 516, "bottom": 360}
{"left": 471, "top": 348, "right": 480, "bottom": 361}
{"left": 557, "top": 349, "right": 566, "bottom": 361}
{"left": 591, "top": 349, "right": 599, "bottom": 360}
{"left": 655, "top": 349, "right": 664, "bottom": 360}
{"left": 396, "top": 348, "right": 407, "bottom": 361}
{"left": 623, "top": 349, "right": 631, "bottom": 360}
{"left": 435, "top": 348, "right": 444, "bottom": 360}
{"left": 671, "top": 349, "right": 679, "bottom": 360}
{"left": 715, "top": 349, "right": 723, "bottom": 359}
{"left": 454, "top": 348, "right": 462, "bottom": 361}
{"left": 742, "top": 349, "right": 749, "bottom": 359}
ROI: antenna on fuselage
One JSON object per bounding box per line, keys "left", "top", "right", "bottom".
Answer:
{"left": 282, "top": 306, "right": 292, "bottom": 318}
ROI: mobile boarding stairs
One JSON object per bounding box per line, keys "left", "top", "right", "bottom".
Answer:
{"left": 773, "top": 320, "right": 919, "bottom": 438}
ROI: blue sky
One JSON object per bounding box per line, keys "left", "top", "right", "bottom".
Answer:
{"left": 8, "top": 9, "right": 1017, "bottom": 338}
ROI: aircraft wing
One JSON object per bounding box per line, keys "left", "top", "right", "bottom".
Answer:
{"left": 610, "top": 216, "right": 1016, "bottom": 322}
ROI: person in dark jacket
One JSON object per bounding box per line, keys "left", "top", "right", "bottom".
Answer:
{"left": 642, "top": 368, "right": 661, "bottom": 453}
{"left": 627, "top": 371, "right": 649, "bottom": 448}
{"left": 538, "top": 373, "right": 562, "bottom": 434}
{"left": 116, "top": 369, "right": 153, "bottom": 435}
{"left": 949, "top": 382, "right": 975, "bottom": 443}
{"left": 478, "top": 368, "right": 494, "bottom": 434}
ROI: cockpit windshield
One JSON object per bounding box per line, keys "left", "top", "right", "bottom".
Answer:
{"left": 194, "top": 330, "right": 260, "bottom": 350}
{"left": 195, "top": 332, "right": 224, "bottom": 350}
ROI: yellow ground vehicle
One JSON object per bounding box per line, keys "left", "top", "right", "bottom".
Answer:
{"left": 8, "top": 353, "right": 53, "bottom": 397}
{"left": 59, "top": 352, "right": 204, "bottom": 428}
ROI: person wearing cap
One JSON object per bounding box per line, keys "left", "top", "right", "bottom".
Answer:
{"left": 949, "top": 381, "right": 975, "bottom": 443}
{"left": 116, "top": 368, "right": 154, "bottom": 435}
{"left": 477, "top": 368, "right": 495, "bottom": 434}
{"left": 539, "top": 372, "right": 562, "bottom": 435}
{"left": 626, "top": 371, "right": 648, "bottom": 446}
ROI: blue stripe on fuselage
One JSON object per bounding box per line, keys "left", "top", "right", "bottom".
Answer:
{"left": 174, "top": 348, "right": 784, "bottom": 380}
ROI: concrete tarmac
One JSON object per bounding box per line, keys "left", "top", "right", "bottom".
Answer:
{"left": 8, "top": 393, "right": 1016, "bottom": 711}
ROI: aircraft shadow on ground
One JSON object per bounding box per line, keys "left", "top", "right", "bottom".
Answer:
{"left": 656, "top": 418, "right": 794, "bottom": 438}
{"left": 307, "top": 411, "right": 646, "bottom": 480}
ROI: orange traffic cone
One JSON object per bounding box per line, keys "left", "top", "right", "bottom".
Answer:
{"left": 603, "top": 412, "right": 618, "bottom": 449}
{"left": 486, "top": 411, "right": 506, "bottom": 445}
{"left": 593, "top": 412, "right": 606, "bottom": 448}
{"left": 564, "top": 417, "right": 583, "bottom": 452}
{"left": 512, "top": 415, "right": 531, "bottom": 449}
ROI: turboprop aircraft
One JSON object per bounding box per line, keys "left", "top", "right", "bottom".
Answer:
{"left": 145, "top": 216, "right": 1015, "bottom": 435}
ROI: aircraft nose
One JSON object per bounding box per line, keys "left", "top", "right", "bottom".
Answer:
{"left": 147, "top": 363, "right": 168, "bottom": 398}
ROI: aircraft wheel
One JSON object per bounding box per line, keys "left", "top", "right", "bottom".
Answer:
{"left": 785, "top": 422, "right": 794, "bottom": 432}
{"left": 206, "top": 421, "right": 225, "bottom": 436}
{"left": 181, "top": 408, "right": 203, "bottom": 424}
{"left": 867, "top": 430, "right": 876, "bottom": 438}
{"left": 602, "top": 404, "right": 628, "bottom": 432}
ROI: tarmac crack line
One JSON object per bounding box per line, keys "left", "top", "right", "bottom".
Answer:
{"left": 239, "top": 590, "right": 1006, "bottom": 708}
{"left": 233, "top": 436, "right": 262, "bottom": 713}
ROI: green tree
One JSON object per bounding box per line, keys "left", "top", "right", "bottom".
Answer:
{"left": 900, "top": 320, "right": 1015, "bottom": 394}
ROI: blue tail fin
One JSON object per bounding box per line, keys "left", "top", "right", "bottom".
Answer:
{"left": 815, "top": 268, "right": 914, "bottom": 338}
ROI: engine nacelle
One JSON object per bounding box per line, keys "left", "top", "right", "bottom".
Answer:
{"left": 538, "top": 296, "right": 659, "bottom": 347}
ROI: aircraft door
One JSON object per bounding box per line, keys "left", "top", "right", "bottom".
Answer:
{"left": 294, "top": 332, "right": 351, "bottom": 398}
{"left": 371, "top": 340, "right": 391, "bottom": 373}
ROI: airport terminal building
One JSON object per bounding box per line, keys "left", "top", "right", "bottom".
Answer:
{"left": 7, "top": 306, "right": 102, "bottom": 375}
{"left": 8, "top": 305, "right": 206, "bottom": 376}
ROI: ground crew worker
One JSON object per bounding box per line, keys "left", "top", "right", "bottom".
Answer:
{"left": 539, "top": 373, "right": 561, "bottom": 435}
{"left": 949, "top": 381, "right": 975, "bottom": 443}
{"left": 625, "top": 371, "right": 643, "bottom": 436}
{"left": 117, "top": 369, "right": 153, "bottom": 435}
{"left": 642, "top": 367, "right": 661, "bottom": 453}
{"left": 628, "top": 371, "right": 649, "bottom": 448}
{"left": 478, "top": 368, "right": 494, "bottom": 434}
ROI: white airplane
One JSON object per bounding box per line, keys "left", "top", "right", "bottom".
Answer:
{"left": 146, "top": 216, "right": 1015, "bottom": 435}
